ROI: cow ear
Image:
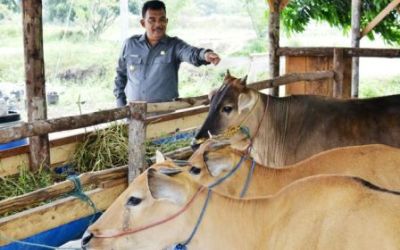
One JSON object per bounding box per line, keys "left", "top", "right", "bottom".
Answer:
{"left": 237, "top": 90, "right": 257, "bottom": 114}
{"left": 147, "top": 168, "right": 187, "bottom": 205}
{"left": 155, "top": 150, "right": 166, "bottom": 164}
{"left": 206, "top": 161, "right": 232, "bottom": 177}
{"left": 239, "top": 75, "right": 248, "bottom": 86}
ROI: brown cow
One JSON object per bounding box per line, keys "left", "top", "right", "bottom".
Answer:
{"left": 185, "top": 140, "right": 400, "bottom": 197}
{"left": 84, "top": 168, "right": 400, "bottom": 249}
{"left": 193, "top": 72, "right": 400, "bottom": 167}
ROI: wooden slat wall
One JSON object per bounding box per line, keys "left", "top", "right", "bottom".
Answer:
{"left": 285, "top": 55, "right": 351, "bottom": 98}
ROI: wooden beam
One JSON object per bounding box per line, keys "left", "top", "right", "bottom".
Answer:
{"left": 278, "top": 47, "right": 400, "bottom": 57}
{"left": 0, "top": 184, "right": 126, "bottom": 246}
{"left": 333, "top": 49, "right": 345, "bottom": 98}
{"left": 268, "top": 0, "right": 280, "bottom": 96}
{"left": 249, "top": 71, "right": 335, "bottom": 91}
{"left": 147, "top": 96, "right": 209, "bottom": 113}
{"left": 0, "top": 107, "right": 130, "bottom": 144}
{"left": 128, "top": 102, "right": 147, "bottom": 182}
{"left": 22, "top": 0, "right": 49, "bottom": 171}
{"left": 361, "top": 0, "right": 400, "bottom": 38}
{"left": 0, "top": 166, "right": 127, "bottom": 215}
{"left": 351, "top": 0, "right": 362, "bottom": 98}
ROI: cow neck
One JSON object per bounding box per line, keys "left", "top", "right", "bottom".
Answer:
{"left": 92, "top": 186, "right": 207, "bottom": 239}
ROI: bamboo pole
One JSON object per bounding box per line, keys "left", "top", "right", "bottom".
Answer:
{"left": 22, "top": 0, "right": 50, "bottom": 171}
{"left": 361, "top": 0, "right": 400, "bottom": 38}
{"left": 351, "top": 0, "right": 362, "bottom": 98}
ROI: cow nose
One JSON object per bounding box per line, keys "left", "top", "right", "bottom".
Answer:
{"left": 81, "top": 232, "right": 93, "bottom": 249}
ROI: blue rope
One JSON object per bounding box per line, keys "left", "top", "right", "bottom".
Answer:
{"left": 67, "top": 175, "right": 100, "bottom": 225}
{"left": 240, "top": 159, "right": 256, "bottom": 198}
{"left": 173, "top": 189, "right": 212, "bottom": 250}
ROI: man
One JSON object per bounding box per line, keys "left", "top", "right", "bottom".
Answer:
{"left": 114, "top": 0, "right": 221, "bottom": 107}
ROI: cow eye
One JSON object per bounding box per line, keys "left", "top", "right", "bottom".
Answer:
{"left": 189, "top": 166, "right": 201, "bottom": 175}
{"left": 126, "top": 196, "right": 142, "bottom": 206}
{"left": 222, "top": 106, "right": 233, "bottom": 114}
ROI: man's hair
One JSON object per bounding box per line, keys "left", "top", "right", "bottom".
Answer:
{"left": 142, "top": 1, "right": 166, "bottom": 18}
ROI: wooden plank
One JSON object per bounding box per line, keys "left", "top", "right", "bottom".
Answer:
{"left": 361, "top": 0, "right": 400, "bottom": 38}
{"left": 128, "top": 102, "right": 147, "bottom": 182}
{"left": 147, "top": 96, "right": 209, "bottom": 113}
{"left": 0, "top": 166, "right": 127, "bottom": 215}
{"left": 285, "top": 56, "right": 307, "bottom": 95}
{"left": 147, "top": 112, "right": 208, "bottom": 139}
{"left": 278, "top": 47, "right": 400, "bottom": 58}
{"left": 0, "top": 107, "right": 130, "bottom": 144}
{"left": 305, "top": 56, "right": 331, "bottom": 96}
{"left": 0, "top": 184, "right": 126, "bottom": 246}
{"left": 268, "top": 0, "right": 280, "bottom": 96}
{"left": 250, "top": 70, "right": 334, "bottom": 93}
{"left": 333, "top": 48, "right": 345, "bottom": 98}
{"left": 0, "top": 142, "right": 78, "bottom": 177}
{"left": 22, "top": 0, "right": 50, "bottom": 171}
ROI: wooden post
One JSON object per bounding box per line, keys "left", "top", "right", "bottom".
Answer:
{"left": 128, "top": 102, "right": 147, "bottom": 183}
{"left": 333, "top": 48, "right": 345, "bottom": 98}
{"left": 351, "top": 0, "right": 361, "bottom": 98}
{"left": 22, "top": 0, "right": 50, "bottom": 171}
{"left": 268, "top": 0, "right": 280, "bottom": 96}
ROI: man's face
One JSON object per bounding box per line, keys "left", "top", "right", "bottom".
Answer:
{"left": 141, "top": 8, "right": 168, "bottom": 42}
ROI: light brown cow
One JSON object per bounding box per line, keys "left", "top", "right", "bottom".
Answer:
{"left": 193, "top": 72, "right": 400, "bottom": 167}
{"left": 184, "top": 140, "right": 400, "bottom": 197}
{"left": 84, "top": 168, "right": 400, "bottom": 249}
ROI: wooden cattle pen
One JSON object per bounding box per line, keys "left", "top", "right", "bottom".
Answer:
{"left": 1, "top": 0, "right": 400, "bottom": 248}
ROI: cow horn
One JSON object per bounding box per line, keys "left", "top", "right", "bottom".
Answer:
{"left": 208, "top": 130, "right": 214, "bottom": 139}
{"left": 240, "top": 75, "right": 248, "bottom": 86}
{"left": 226, "top": 69, "right": 231, "bottom": 77}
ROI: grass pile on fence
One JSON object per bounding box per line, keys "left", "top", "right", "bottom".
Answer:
{"left": 0, "top": 123, "right": 192, "bottom": 202}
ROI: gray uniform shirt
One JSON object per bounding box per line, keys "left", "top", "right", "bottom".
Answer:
{"left": 114, "top": 34, "right": 210, "bottom": 105}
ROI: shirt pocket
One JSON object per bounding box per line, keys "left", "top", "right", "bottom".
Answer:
{"left": 126, "top": 55, "right": 142, "bottom": 78}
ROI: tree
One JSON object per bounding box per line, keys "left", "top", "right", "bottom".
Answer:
{"left": 282, "top": 0, "right": 400, "bottom": 45}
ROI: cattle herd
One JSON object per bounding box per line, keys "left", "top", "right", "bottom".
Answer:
{"left": 82, "top": 72, "right": 400, "bottom": 249}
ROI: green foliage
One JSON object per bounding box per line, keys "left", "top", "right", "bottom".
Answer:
{"left": 44, "top": 0, "right": 76, "bottom": 23}
{"left": 282, "top": 0, "right": 400, "bottom": 45}
{"left": 0, "top": 0, "right": 19, "bottom": 13}
{"left": 360, "top": 75, "right": 400, "bottom": 98}
{"left": 0, "top": 166, "right": 54, "bottom": 201}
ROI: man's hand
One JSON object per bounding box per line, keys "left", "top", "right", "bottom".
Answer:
{"left": 205, "top": 51, "right": 221, "bottom": 65}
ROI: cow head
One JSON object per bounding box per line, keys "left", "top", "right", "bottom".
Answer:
{"left": 193, "top": 70, "right": 258, "bottom": 149}
{"left": 84, "top": 164, "right": 200, "bottom": 250}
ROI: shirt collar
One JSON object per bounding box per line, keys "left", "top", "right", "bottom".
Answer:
{"left": 140, "top": 33, "right": 169, "bottom": 45}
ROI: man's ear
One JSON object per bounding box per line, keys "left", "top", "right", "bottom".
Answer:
{"left": 147, "top": 168, "right": 187, "bottom": 205}
{"left": 237, "top": 90, "right": 257, "bottom": 114}
{"left": 140, "top": 19, "right": 145, "bottom": 28}
{"left": 155, "top": 150, "right": 166, "bottom": 164}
